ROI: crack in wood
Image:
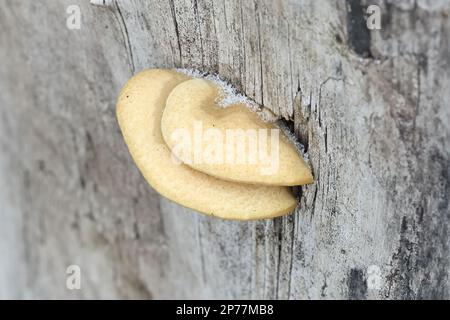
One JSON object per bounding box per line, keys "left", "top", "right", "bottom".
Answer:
{"left": 114, "top": 1, "right": 135, "bottom": 73}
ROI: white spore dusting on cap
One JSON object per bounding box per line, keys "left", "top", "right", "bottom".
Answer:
{"left": 176, "top": 68, "right": 206, "bottom": 79}
{"left": 176, "top": 68, "right": 279, "bottom": 123}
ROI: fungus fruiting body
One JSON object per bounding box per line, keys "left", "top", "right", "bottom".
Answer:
{"left": 161, "top": 78, "right": 313, "bottom": 186}
{"left": 116, "top": 69, "right": 299, "bottom": 220}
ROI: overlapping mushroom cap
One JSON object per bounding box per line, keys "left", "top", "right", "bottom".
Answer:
{"left": 161, "top": 78, "right": 313, "bottom": 186}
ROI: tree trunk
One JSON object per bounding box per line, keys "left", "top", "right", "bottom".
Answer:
{"left": 0, "top": 0, "right": 448, "bottom": 299}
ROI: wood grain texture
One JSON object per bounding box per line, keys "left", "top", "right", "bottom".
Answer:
{"left": 0, "top": 0, "right": 448, "bottom": 299}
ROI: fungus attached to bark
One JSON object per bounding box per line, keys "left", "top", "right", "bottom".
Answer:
{"left": 161, "top": 78, "right": 313, "bottom": 186}
{"left": 116, "top": 69, "right": 297, "bottom": 220}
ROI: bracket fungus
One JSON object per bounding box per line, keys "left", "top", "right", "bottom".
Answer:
{"left": 116, "top": 69, "right": 313, "bottom": 220}
{"left": 161, "top": 78, "right": 313, "bottom": 186}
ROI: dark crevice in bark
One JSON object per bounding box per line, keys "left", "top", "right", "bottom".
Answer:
{"left": 255, "top": 2, "right": 264, "bottom": 107}
{"left": 274, "top": 218, "right": 283, "bottom": 299}
{"left": 114, "top": 1, "right": 136, "bottom": 73}
{"left": 169, "top": 0, "right": 183, "bottom": 66}
{"left": 345, "top": 0, "right": 373, "bottom": 58}
{"left": 347, "top": 268, "right": 368, "bottom": 300}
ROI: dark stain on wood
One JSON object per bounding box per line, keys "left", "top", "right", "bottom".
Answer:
{"left": 347, "top": 268, "right": 368, "bottom": 300}
{"left": 345, "top": 0, "right": 373, "bottom": 58}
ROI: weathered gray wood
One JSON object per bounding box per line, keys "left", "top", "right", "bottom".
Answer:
{"left": 0, "top": 0, "right": 448, "bottom": 299}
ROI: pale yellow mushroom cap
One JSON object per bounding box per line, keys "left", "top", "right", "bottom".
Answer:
{"left": 161, "top": 78, "right": 313, "bottom": 186}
